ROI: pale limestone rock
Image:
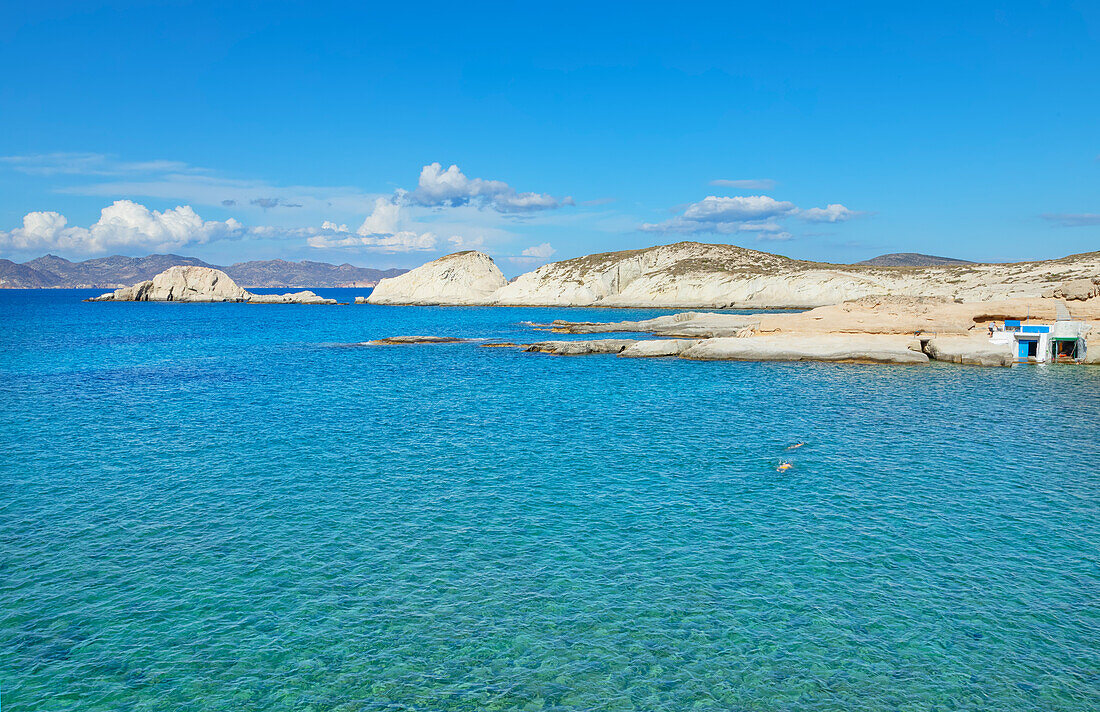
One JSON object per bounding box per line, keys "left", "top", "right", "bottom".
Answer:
{"left": 1081, "top": 334, "right": 1100, "bottom": 364}
{"left": 86, "top": 266, "right": 336, "bottom": 304}
{"left": 619, "top": 339, "right": 702, "bottom": 357}
{"left": 920, "top": 337, "right": 1014, "bottom": 367}
{"left": 366, "top": 251, "right": 506, "bottom": 305}
{"left": 88, "top": 266, "right": 249, "bottom": 302}
{"left": 549, "top": 297, "right": 1100, "bottom": 340}
{"left": 381, "top": 242, "right": 1100, "bottom": 308}
{"left": 681, "top": 335, "right": 929, "bottom": 364}
{"left": 354, "top": 296, "right": 369, "bottom": 304}
{"left": 247, "top": 291, "right": 336, "bottom": 305}
{"left": 551, "top": 312, "right": 757, "bottom": 338}
{"left": 1049, "top": 278, "right": 1100, "bottom": 301}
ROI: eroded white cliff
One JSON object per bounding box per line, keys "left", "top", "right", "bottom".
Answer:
{"left": 366, "top": 251, "right": 507, "bottom": 306}
{"left": 366, "top": 242, "right": 1100, "bottom": 308}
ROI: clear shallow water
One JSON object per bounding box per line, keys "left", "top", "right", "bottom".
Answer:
{"left": 1, "top": 289, "right": 1098, "bottom": 712}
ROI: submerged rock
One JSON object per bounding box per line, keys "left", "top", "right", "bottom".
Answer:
{"left": 368, "top": 336, "right": 472, "bottom": 345}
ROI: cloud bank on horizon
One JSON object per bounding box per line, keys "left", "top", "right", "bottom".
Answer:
{"left": 1, "top": 152, "right": 1094, "bottom": 266}
{"left": 640, "top": 195, "right": 861, "bottom": 241}
{"left": 0, "top": 201, "right": 244, "bottom": 255}
{"left": 0, "top": 160, "right": 579, "bottom": 259}
{"left": 1, "top": 154, "right": 868, "bottom": 262}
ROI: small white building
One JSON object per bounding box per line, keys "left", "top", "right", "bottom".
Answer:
{"left": 1049, "top": 320, "right": 1088, "bottom": 361}
{"left": 989, "top": 319, "right": 1087, "bottom": 363}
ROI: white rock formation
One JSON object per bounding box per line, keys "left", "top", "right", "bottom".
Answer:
{"left": 89, "top": 265, "right": 249, "bottom": 302}
{"left": 1044, "top": 277, "right": 1100, "bottom": 301}
{"left": 682, "top": 334, "right": 930, "bottom": 364}
{"left": 920, "top": 337, "right": 1014, "bottom": 367}
{"left": 247, "top": 290, "right": 335, "bottom": 305}
{"left": 619, "top": 339, "right": 702, "bottom": 357}
{"left": 367, "top": 242, "right": 1100, "bottom": 308}
{"left": 366, "top": 251, "right": 507, "bottom": 305}
{"left": 87, "top": 266, "right": 336, "bottom": 304}
{"left": 537, "top": 297, "right": 1100, "bottom": 367}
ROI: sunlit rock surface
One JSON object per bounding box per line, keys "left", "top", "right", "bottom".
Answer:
{"left": 367, "top": 242, "right": 1100, "bottom": 308}
{"left": 87, "top": 266, "right": 336, "bottom": 304}
{"left": 366, "top": 251, "right": 507, "bottom": 306}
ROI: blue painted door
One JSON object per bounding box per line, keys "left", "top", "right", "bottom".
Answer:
{"left": 1018, "top": 341, "right": 1029, "bottom": 358}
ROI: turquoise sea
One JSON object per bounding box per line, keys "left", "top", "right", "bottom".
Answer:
{"left": 1, "top": 289, "right": 1098, "bottom": 711}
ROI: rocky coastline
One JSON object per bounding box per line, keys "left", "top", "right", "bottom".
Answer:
{"left": 362, "top": 243, "right": 1099, "bottom": 367}
{"left": 373, "top": 295, "right": 1099, "bottom": 366}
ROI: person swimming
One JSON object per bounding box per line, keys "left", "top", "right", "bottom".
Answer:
{"left": 777, "top": 461, "right": 793, "bottom": 472}
{"left": 786, "top": 442, "right": 805, "bottom": 450}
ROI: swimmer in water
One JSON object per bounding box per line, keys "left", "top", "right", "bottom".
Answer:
{"left": 777, "top": 461, "right": 793, "bottom": 472}
{"left": 786, "top": 442, "right": 805, "bottom": 450}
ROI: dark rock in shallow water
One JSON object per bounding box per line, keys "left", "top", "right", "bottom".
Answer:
{"left": 524, "top": 339, "right": 638, "bottom": 355}
{"left": 368, "top": 336, "right": 473, "bottom": 345}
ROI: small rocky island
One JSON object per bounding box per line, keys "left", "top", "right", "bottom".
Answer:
{"left": 86, "top": 266, "right": 337, "bottom": 304}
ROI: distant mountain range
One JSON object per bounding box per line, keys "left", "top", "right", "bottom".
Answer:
{"left": 854, "top": 253, "right": 975, "bottom": 267}
{"left": 0, "top": 254, "right": 408, "bottom": 288}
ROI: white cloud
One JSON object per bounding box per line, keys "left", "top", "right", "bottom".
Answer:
{"left": 59, "top": 173, "right": 383, "bottom": 216}
{"left": 682, "top": 195, "right": 796, "bottom": 222}
{"left": 304, "top": 199, "right": 439, "bottom": 252}
{"left": 0, "top": 152, "right": 199, "bottom": 176}
{"left": 798, "top": 204, "right": 860, "bottom": 223}
{"left": 357, "top": 197, "right": 402, "bottom": 235}
{"left": 305, "top": 227, "right": 438, "bottom": 252}
{"left": 3, "top": 153, "right": 579, "bottom": 258}
{"left": 521, "top": 242, "right": 556, "bottom": 258}
{"left": 0, "top": 200, "right": 244, "bottom": 255}
{"left": 408, "top": 162, "right": 570, "bottom": 213}
{"left": 448, "top": 235, "right": 485, "bottom": 249}
{"left": 641, "top": 194, "right": 860, "bottom": 237}
{"left": 710, "top": 178, "right": 777, "bottom": 191}
{"left": 1042, "top": 213, "right": 1100, "bottom": 227}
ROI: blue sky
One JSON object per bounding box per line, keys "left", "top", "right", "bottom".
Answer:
{"left": 1, "top": 1, "right": 1097, "bottom": 272}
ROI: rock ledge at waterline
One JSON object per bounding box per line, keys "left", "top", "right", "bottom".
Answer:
{"left": 365, "top": 243, "right": 1100, "bottom": 308}
{"left": 85, "top": 266, "right": 337, "bottom": 304}
{"left": 375, "top": 294, "right": 1100, "bottom": 367}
